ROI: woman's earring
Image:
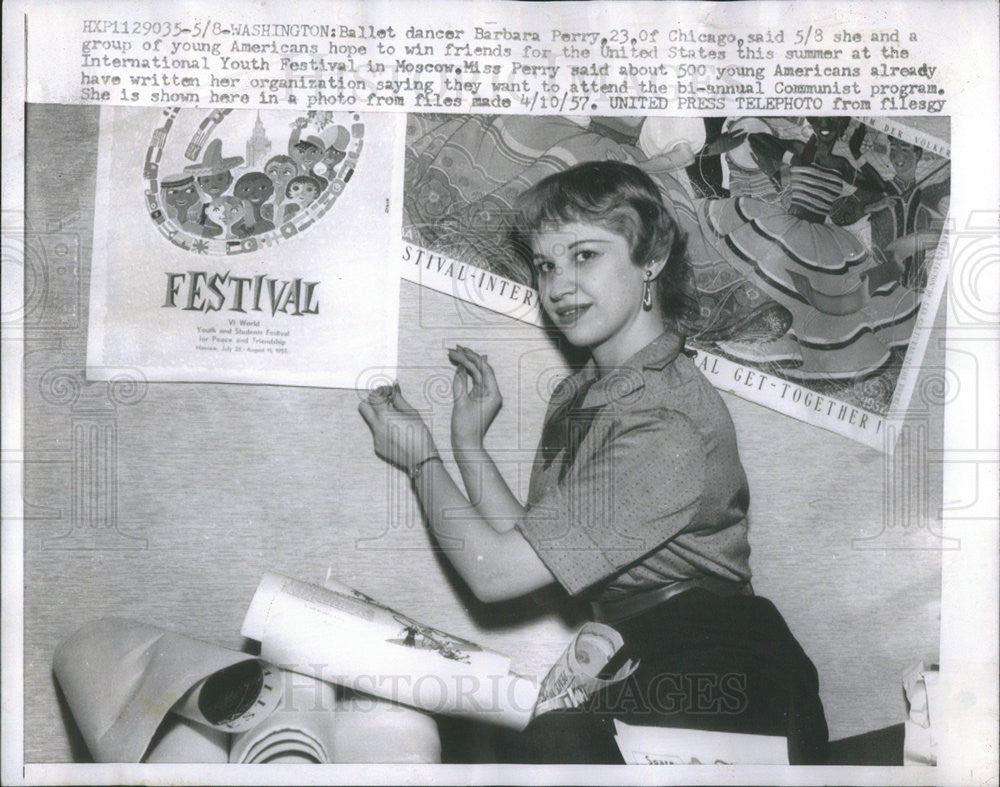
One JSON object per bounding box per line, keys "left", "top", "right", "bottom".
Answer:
{"left": 642, "top": 272, "right": 654, "bottom": 312}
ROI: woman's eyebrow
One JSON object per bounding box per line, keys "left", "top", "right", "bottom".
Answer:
{"left": 531, "top": 238, "right": 612, "bottom": 263}
{"left": 566, "top": 239, "right": 611, "bottom": 249}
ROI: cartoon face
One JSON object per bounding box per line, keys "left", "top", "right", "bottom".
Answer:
{"left": 889, "top": 139, "right": 922, "bottom": 180}
{"left": 197, "top": 170, "right": 233, "bottom": 198}
{"left": 293, "top": 142, "right": 322, "bottom": 169}
{"left": 323, "top": 146, "right": 346, "bottom": 166}
{"left": 311, "top": 146, "right": 346, "bottom": 178}
{"left": 163, "top": 180, "right": 200, "bottom": 211}
{"left": 808, "top": 116, "right": 849, "bottom": 145}
{"left": 265, "top": 160, "right": 297, "bottom": 186}
{"left": 206, "top": 196, "right": 246, "bottom": 228}
{"left": 234, "top": 173, "right": 274, "bottom": 204}
{"left": 205, "top": 202, "right": 227, "bottom": 226}
{"left": 286, "top": 178, "right": 318, "bottom": 205}
{"left": 321, "top": 146, "right": 346, "bottom": 168}
{"left": 531, "top": 221, "right": 648, "bottom": 354}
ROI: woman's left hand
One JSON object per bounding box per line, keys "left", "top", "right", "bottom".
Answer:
{"left": 448, "top": 346, "right": 502, "bottom": 450}
{"left": 358, "top": 383, "right": 439, "bottom": 472}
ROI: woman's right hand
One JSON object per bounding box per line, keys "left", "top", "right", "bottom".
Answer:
{"left": 358, "top": 383, "right": 438, "bottom": 473}
{"left": 448, "top": 346, "right": 502, "bottom": 450}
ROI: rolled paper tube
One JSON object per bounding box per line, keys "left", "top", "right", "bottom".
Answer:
{"left": 171, "top": 659, "right": 283, "bottom": 733}
{"left": 250, "top": 747, "right": 323, "bottom": 764}
{"left": 252, "top": 572, "right": 511, "bottom": 674}
{"left": 229, "top": 671, "right": 339, "bottom": 763}
{"left": 241, "top": 733, "right": 326, "bottom": 764}
{"left": 142, "top": 716, "right": 230, "bottom": 763}
{"left": 53, "top": 618, "right": 283, "bottom": 762}
{"left": 333, "top": 691, "right": 441, "bottom": 763}
{"left": 242, "top": 573, "right": 539, "bottom": 730}
{"left": 533, "top": 622, "right": 638, "bottom": 717}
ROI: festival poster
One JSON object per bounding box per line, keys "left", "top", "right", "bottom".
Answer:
{"left": 87, "top": 107, "right": 404, "bottom": 387}
{"left": 401, "top": 114, "right": 950, "bottom": 451}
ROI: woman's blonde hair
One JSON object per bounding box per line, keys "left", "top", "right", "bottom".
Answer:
{"left": 514, "top": 160, "right": 698, "bottom": 329}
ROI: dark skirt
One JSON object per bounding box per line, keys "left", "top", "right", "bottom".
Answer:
{"left": 517, "top": 588, "right": 829, "bottom": 765}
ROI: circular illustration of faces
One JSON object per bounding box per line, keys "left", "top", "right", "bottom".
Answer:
{"left": 145, "top": 109, "right": 362, "bottom": 255}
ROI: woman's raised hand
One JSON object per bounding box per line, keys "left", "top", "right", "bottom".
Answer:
{"left": 448, "top": 346, "right": 502, "bottom": 450}
{"left": 358, "top": 383, "right": 439, "bottom": 473}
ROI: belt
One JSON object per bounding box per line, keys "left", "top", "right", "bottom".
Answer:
{"left": 589, "top": 576, "right": 752, "bottom": 625}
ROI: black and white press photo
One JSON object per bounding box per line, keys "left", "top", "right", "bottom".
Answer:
{"left": 2, "top": 1, "right": 997, "bottom": 784}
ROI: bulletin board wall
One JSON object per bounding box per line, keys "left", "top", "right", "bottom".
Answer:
{"left": 22, "top": 104, "right": 942, "bottom": 761}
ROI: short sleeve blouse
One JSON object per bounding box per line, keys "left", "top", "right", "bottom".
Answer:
{"left": 516, "top": 332, "right": 752, "bottom": 599}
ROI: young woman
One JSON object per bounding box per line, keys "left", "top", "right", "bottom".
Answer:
{"left": 359, "top": 160, "right": 828, "bottom": 764}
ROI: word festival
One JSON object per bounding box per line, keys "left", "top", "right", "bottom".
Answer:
{"left": 162, "top": 271, "right": 321, "bottom": 316}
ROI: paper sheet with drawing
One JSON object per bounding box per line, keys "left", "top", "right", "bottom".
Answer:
{"left": 242, "top": 572, "right": 540, "bottom": 730}
{"left": 86, "top": 107, "right": 405, "bottom": 388}
{"left": 401, "top": 113, "right": 951, "bottom": 451}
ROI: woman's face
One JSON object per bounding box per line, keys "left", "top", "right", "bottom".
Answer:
{"left": 208, "top": 198, "right": 244, "bottom": 226}
{"left": 206, "top": 202, "right": 228, "bottom": 225}
{"left": 532, "top": 221, "right": 647, "bottom": 352}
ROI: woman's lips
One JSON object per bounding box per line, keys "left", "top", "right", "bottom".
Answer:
{"left": 554, "top": 304, "right": 591, "bottom": 323}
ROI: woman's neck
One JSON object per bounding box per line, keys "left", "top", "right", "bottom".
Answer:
{"left": 591, "top": 313, "right": 672, "bottom": 376}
